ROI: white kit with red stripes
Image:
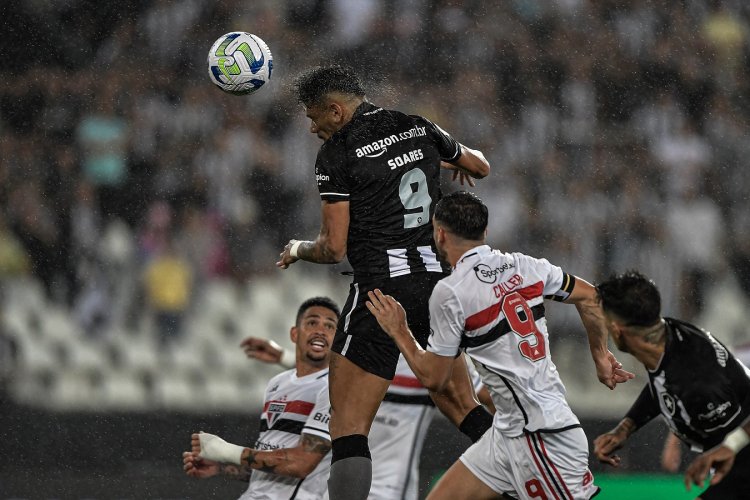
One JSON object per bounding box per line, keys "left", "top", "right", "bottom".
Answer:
{"left": 240, "top": 368, "right": 331, "bottom": 500}
{"left": 427, "top": 245, "right": 599, "bottom": 499}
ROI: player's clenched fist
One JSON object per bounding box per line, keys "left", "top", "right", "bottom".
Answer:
{"left": 593, "top": 430, "right": 626, "bottom": 467}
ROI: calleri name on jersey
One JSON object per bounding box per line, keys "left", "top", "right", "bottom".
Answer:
{"left": 427, "top": 245, "right": 579, "bottom": 435}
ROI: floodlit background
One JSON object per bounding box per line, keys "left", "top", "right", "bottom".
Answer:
{"left": 2, "top": 0, "right": 750, "bottom": 498}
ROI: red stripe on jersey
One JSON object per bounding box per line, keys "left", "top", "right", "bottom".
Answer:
{"left": 391, "top": 375, "right": 424, "bottom": 388}
{"left": 464, "top": 281, "right": 544, "bottom": 331}
{"left": 525, "top": 433, "right": 560, "bottom": 500}
{"left": 262, "top": 400, "right": 315, "bottom": 416}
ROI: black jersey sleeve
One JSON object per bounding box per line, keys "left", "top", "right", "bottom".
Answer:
{"left": 415, "top": 116, "right": 462, "bottom": 162}
{"left": 315, "top": 139, "right": 350, "bottom": 201}
{"left": 624, "top": 384, "right": 661, "bottom": 430}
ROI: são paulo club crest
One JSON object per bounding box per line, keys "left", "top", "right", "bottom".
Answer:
{"left": 267, "top": 402, "right": 287, "bottom": 428}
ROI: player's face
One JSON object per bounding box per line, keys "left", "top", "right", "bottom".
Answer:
{"left": 433, "top": 218, "right": 448, "bottom": 262}
{"left": 604, "top": 312, "right": 629, "bottom": 353}
{"left": 305, "top": 104, "right": 340, "bottom": 141}
{"left": 293, "top": 305, "right": 338, "bottom": 365}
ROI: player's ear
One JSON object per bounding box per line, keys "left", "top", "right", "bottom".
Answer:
{"left": 329, "top": 102, "right": 344, "bottom": 122}
{"left": 290, "top": 326, "right": 298, "bottom": 344}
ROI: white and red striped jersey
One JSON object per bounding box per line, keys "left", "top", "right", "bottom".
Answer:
{"left": 427, "top": 245, "right": 579, "bottom": 436}
{"left": 240, "top": 368, "right": 331, "bottom": 500}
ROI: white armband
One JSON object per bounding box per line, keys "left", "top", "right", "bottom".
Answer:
{"left": 722, "top": 427, "right": 750, "bottom": 454}
{"left": 279, "top": 348, "right": 296, "bottom": 369}
{"left": 199, "top": 432, "right": 245, "bottom": 465}
{"left": 290, "top": 240, "right": 303, "bottom": 259}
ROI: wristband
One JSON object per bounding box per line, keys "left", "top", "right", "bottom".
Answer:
{"left": 279, "top": 348, "right": 296, "bottom": 369}
{"left": 199, "top": 432, "right": 245, "bottom": 465}
{"left": 723, "top": 427, "right": 750, "bottom": 453}
{"left": 290, "top": 240, "right": 303, "bottom": 259}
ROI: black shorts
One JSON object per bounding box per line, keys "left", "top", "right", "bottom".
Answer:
{"left": 700, "top": 446, "right": 750, "bottom": 500}
{"left": 332, "top": 271, "right": 446, "bottom": 380}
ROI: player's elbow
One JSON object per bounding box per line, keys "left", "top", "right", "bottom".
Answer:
{"left": 422, "top": 373, "right": 449, "bottom": 393}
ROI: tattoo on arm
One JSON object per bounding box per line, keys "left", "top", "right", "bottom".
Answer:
{"left": 220, "top": 463, "right": 252, "bottom": 482}
{"left": 297, "top": 240, "right": 340, "bottom": 263}
{"left": 301, "top": 434, "right": 332, "bottom": 455}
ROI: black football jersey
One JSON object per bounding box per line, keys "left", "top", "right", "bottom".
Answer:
{"left": 625, "top": 318, "right": 750, "bottom": 451}
{"left": 315, "top": 102, "right": 460, "bottom": 279}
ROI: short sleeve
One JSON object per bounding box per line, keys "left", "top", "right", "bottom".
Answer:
{"left": 514, "top": 253, "right": 566, "bottom": 298}
{"left": 316, "top": 140, "right": 350, "bottom": 202}
{"left": 426, "top": 281, "right": 464, "bottom": 357}
{"left": 302, "top": 386, "right": 331, "bottom": 441}
{"left": 417, "top": 116, "right": 461, "bottom": 162}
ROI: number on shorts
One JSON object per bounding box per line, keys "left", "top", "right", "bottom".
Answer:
{"left": 502, "top": 292, "right": 547, "bottom": 361}
{"left": 525, "top": 478, "right": 548, "bottom": 499}
{"left": 399, "top": 168, "right": 432, "bottom": 228}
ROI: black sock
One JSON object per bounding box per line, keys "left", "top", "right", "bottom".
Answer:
{"left": 459, "top": 405, "right": 493, "bottom": 443}
{"left": 329, "top": 434, "right": 372, "bottom": 500}
{"left": 331, "top": 434, "right": 371, "bottom": 463}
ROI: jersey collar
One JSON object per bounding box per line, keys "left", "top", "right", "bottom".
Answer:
{"left": 456, "top": 244, "right": 492, "bottom": 268}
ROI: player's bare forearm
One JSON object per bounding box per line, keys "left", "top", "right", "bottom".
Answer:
{"left": 277, "top": 201, "right": 348, "bottom": 268}
{"left": 241, "top": 434, "right": 330, "bottom": 478}
{"left": 569, "top": 278, "right": 634, "bottom": 388}
{"left": 297, "top": 239, "right": 344, "bottom": 263}
{"left": 220, "top": 463, "right": 252, "bottom": 482}
{"left": 453, "top": 144, "right": 490, "bottom": 178}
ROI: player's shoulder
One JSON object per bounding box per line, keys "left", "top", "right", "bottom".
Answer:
{"left": 266, "top": 368, "right": 295, "bottom": 388}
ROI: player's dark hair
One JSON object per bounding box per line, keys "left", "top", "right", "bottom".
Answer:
{"left": 434, "top": 191, "right": 488, "bottom": 241}
{"left": 293, "top": 65, "right": 366, "bottom": 106}
{"left": 296, "top": 296, "right": 340, "bottom": 326}
{"left": 596, "top": 271, "right": 661, "bottom": 327}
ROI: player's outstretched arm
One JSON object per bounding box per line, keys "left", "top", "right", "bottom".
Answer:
{"left": 564, "top": 276, "right": 635, "bottom": 389}
{"left": 365, "top": 289, "right": 454, "bottom": 392}
{"left": 277, "top": 200, "right": 349, "bottom": 269}
{"left": 684, "top": 423, "right": 750, "bottom": 490}
{"left": 441, "top": 144, "right": 490, "bottom": 187}
{"left": 661, "top": 433, "right": 683, "bottom": 473}
{"left": 194, "top": 432, "right": 330, "bottom": 479}
{"left": 593, "top": 417, "right": 637, "bottom": 467}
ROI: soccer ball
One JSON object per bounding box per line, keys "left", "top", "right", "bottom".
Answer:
{"left": 207, "top": 32, "right": 273, "bottom": 95}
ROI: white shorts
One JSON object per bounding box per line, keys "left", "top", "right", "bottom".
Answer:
{"left": 459, "top": 425, "right": 599, "bottom": 500}
{"left": 369, "top": 401, "right": 436, "bottom": 500}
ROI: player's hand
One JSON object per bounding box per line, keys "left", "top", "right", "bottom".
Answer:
{"left": 661, "top": 433, "right": 682, "bottom": 473}
{"left": 365, "top": 289, "right": 408, "bottom": 338}
{"left": 593, "top": 429, "right": 628, "bottom": 467}
{"left": 276, "top": 239, "right": 300, "bottom": 269}
{"left": 241, "top": 337, "right": 283, "bottom": 364}
{"left": 441, "top": 161, "right": 476, "bottom": 187}
{"left": 684, "top": 445, "right": 736, "bottom": 491}
{"left": 595, "top": 351, "right": 635, "bottom": 390}
{"left": 183, "top": 451, "right": 220, "bottom": 478}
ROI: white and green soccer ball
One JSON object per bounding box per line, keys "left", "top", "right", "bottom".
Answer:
{"left": 207, "top": 32, "right": 273, "bottom": 95}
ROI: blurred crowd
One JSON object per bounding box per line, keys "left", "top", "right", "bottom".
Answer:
{"left": 2, "top": 0, "right": 750, "bottom": 346}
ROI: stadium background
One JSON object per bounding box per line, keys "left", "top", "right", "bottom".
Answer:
{"left": 2, "top": 0, "right": 750, "bottom": 498}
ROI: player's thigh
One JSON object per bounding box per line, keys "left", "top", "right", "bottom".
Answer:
{"left": 427, "top": 460, "right": 505, "bottom": 500}
{"left": 698, "top": 446, "right": 750, "bottom": 500}
{"left": 513, "top": 428, "right": 598, "bottom": 500}
{"left": 429, "top": 355, "right": 481, "bottom": 426}
{"left": 328, "top": 352, "right": 391, "bottom": 438}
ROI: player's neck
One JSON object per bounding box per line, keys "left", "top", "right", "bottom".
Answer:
{"left": 295, "top": 360, "right": 328, "bottom": 378}
{"left": 629, "top": 325, "right": 667, "bottom": 370}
